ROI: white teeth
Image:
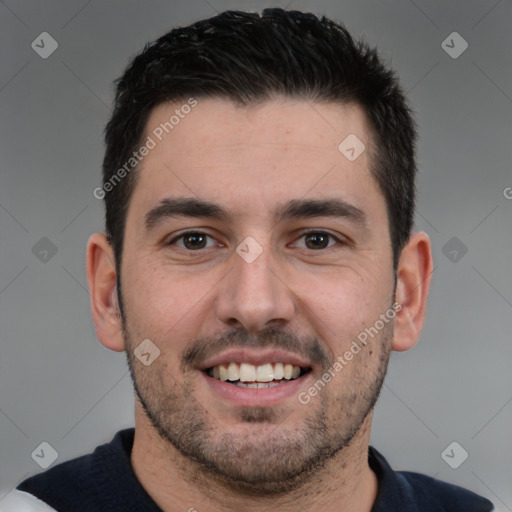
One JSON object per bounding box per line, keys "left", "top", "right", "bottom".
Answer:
{"left": 208, "top": 362, "right": 305, "bottom": 383}
{"left": 283, "top": 364, "right": 293, "bottom": 380}
{"left": 273, "top": 362, "right": 284, "bottom": 380}
{"left": 227, "top": 362, "right": 239, "bottom": 381}
{"left": 219, "top": 364, "right": 228, "bottom": 381}
{"left": 239, "top": 363, "right": 257, "bottom": 382}
{"left": 256, "top": 363, "right": 274, "bottom": 382}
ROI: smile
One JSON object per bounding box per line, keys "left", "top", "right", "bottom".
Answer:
{"left": 206, "top": 362, "right": 311, "bottom": 388}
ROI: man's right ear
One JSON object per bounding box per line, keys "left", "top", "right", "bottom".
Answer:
{"left": 86, "top": 233, "right": 125, "bottom": 352}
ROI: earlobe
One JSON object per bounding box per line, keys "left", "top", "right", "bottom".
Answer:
{"left": 391, "top": 231, "right": 433, "bottom": 352}
{"left": 86, "top": 233, "right": 126, "bottom": 352}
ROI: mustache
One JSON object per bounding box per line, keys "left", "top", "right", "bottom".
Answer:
{"left": 181, "top": 324, "right": 332, "bottom": 371}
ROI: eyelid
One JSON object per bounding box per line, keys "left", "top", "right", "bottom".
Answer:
{"left": 292, "top": 229, "right": 348, "bottom": 247}
{"left": 167, "top": 230, "right": 221, "bottom": 248}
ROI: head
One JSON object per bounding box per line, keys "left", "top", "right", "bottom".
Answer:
{"left": 87, "top": 8, "right": 432, "bottom": 494}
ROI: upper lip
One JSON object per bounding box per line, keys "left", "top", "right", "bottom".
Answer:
{"left": 196, "top": 348, "right": 312, "bottom": 371}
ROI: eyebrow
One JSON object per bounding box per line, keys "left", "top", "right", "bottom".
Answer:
{"left": 145, "top": 198, "right": 229, "bottom": 230}
{"left": 144, "top": 197, "right": 367, "bottom": 231}
{"left": 274, "top": 198, "right": 367, "bottom": 226}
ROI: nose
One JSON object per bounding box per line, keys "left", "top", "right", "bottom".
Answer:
{"left": 214, "top": 241, "right": 296, "bottom": 332}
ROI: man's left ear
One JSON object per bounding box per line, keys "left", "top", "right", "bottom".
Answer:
{"left": 392, "top": 231, "right": 433, "bottom": 352}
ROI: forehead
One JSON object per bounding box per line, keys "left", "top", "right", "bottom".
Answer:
{"left": 130, "top": 97, "right": 382, "bottom": 221}
{"left": 143, "top": 97, "right": 370, "bottom": 158}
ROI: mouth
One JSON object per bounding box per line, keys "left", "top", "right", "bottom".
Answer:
{"left": 196, "top": 349, "right": 315, "bottom": 406}
{"left": 204, "top": 362, "right": 312, "bottom": 388}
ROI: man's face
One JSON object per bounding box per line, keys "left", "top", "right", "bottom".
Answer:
{"left": 120, "top": 98, "right": 396, "bottom": 491}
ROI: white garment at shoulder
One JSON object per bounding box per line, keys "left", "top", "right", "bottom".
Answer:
{"left": 0, "top": 490, "right": 57, "bottom": 512}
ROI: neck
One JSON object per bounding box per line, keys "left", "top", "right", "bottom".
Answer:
{"left": 131, "top": 404, "right": 378, "bottom": 512}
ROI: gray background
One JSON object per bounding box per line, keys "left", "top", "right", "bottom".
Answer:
{"left": 1, "top": 0, "right": 511, "bottom": 508}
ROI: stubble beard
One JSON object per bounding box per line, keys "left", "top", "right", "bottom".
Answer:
{"left": 122, "top": 313, "right": 392, "bottom": 495}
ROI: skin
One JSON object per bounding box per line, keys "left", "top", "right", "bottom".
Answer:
{"left": 87, "top": 97, "right": 432, "bottom": 512}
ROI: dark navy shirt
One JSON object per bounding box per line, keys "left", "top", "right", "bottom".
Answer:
{"left": 17, "top": 429, "right": 494, "bottom": 511}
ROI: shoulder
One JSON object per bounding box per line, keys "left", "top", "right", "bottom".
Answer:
{"left": 396, "top": 470, "right": 495, "bottom": 511}
{"left": 0, "top": 490, "right": 58, "bottom": 512}
{"left": 14, "top": 429, "right": 136, "bottom": 512}
{"left": 369, "top": 446, "right": 494, "bottom": 512}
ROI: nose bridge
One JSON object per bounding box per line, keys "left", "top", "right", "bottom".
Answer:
{"left": 215, "top": 238, "right": 295, "bottom": 331}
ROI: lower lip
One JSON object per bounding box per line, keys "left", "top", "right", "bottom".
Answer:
{"left": 200, "top": 371, "right": 312, "bottom": 407}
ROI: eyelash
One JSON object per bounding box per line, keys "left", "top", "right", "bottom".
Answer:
{"left": 167, "top": 230, "right": 345, "bottom": 251}
{"left": 168, "top": 231, "right": 221, "bottom": 250}
{"left": 293, "top": 230, "right": 343, "bottom": 250}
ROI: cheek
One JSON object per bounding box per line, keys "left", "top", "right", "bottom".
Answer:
{"left": 121, "top": 259, "right": 219, "bottom": 342}
{"left": 298, "top": 268, "right": 392, "bottom": 345}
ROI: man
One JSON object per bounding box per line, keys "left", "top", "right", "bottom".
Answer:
{"left": 10, "top": 8, "right": 493, "bottom": 512}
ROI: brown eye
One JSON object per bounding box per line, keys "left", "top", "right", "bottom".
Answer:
{"left": 182, "top": 232, "right": 207, "bottom": 250}
{"left": 304, "top": 232, "right": 331, "bottom": 249}
{"left": 290, "top": 230, "right": 345, "bottom": 251}
{"left": 170, "top": 231, "right": 216, "bottom": 250}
